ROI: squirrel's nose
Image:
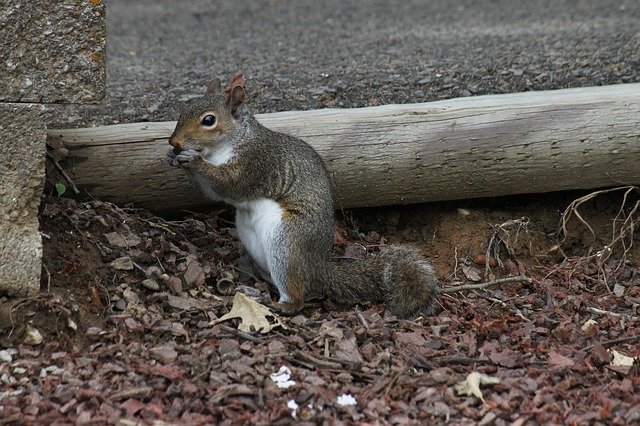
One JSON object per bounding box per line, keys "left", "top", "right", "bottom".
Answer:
{"left": 168, "top": 135, "right": 183, "bottom": 153}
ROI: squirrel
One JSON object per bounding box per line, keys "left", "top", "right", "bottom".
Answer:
{"left": 166, "top": 73, "right": 439, "bottom": 318}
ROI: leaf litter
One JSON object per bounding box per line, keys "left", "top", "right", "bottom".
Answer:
{"left": 0, "top": 190, "right": 639, "bottom": 424}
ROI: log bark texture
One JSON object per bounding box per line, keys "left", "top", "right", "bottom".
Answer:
{"left": 48, "top": 84, "right": 640, "bottom": 213}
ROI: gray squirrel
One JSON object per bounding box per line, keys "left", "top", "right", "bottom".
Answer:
{"left": 166, "top": 74, "right": 438, "bottom": 317}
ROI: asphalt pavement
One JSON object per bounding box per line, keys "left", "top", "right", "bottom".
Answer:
{"left": 46, "top": 0, "right": 640, "bottom": 127}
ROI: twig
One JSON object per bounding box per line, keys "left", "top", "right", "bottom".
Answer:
{"left": 582, "top": 335, "right": 640, "bottom": 352}
{"left": 453, "top": 246, "right": 459, "bottom": 280}
{"left": 46, "top": 151, "right": 80, "bottom": 194}
{"left": 383, "top": 368, "right": 404, "bottom": 397}
{"left": 354, "top": 306, "right": 369, "bottom": 330}
{"left": 218, "top": 324, "right": 263, "bottom": 343}
{"left": 556, "top": 186, "right": 639, "bottom": 290}
{"left": 429, "top": 355, "right": 490, "bottom": 366}
{"left": 43, "top": 263, "right": 52, "bottom": 293}
{"left": 294, "top": 350, "right": 341, "bottom": 369}
{"left": 440, "top": 275, "right": 531, "bottom": 294}
{"left": 484, "top": 217, "right": 529, "bottom": 277}
{"left": 479, "top": 295, "right": 532, "bottom": 322}
{"left": 586, "top": 306, "right": 639, "bottom": 321}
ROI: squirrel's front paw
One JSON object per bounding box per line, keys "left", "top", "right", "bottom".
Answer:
{"left": 166, "top": 149, "right": 178, "bottom": 167}
{"left": 167, "top": 149, "right": 201, "bottom": 169}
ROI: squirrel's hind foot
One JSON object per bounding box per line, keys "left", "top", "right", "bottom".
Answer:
{"left": 273, "top": 301, "right": 303, "bottom": 316}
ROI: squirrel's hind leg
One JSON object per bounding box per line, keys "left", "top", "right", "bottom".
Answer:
{"left": 263, "top": 238, "right": 304, "bottom": 315}
{"left": 270, "top": 257, "right": 308, "bottom": 316}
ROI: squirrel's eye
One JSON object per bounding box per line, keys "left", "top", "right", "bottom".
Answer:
{"left": 201, "top": 115, "right": 216, "bottom": 127}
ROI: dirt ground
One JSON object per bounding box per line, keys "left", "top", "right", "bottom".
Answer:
{"left": 1, "top": 187, "right": 638, "bottom": 424}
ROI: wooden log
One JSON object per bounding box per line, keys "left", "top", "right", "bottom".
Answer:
{"left": 47, "top": 84, "right": 640, "bottom": 213}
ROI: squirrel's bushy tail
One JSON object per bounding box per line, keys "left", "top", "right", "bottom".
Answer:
{"left": 320, "top": 245, "right": 439, "bottom": 318}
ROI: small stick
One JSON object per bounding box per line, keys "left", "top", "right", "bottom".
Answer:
{"left": 586, "top": 306, "right": 639, "bottom": 321}
{"left": 582, "top": 335, "right": 640, "bottom": 352}
{"left": 440, "top": 275, "right": 531, "bottom": 294}
{"left": 43, "top": 263, "right": 52, "bottom": 293}
{"left": 354, "top": 306, "right": 369, "bottom": 330}
{"left": 383, "top": 368, "right": 404, "bottom": 397}
{"left": 218, "top": 324, "right": 263, "bottom": 343}
{"left": 480, "top": 295, "right": 531, "bottom": 322}
{"left": 294, "top": 350, "right": 341, "bottom": 369}
{"left": 46, "top": 151, "right": 80, "bottom": 194}
{"left": 430, "top": 355, "right": 490, "bottom": 366}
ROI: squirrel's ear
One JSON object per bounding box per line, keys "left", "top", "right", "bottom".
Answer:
{"left": 225, "top": 85, "right": 246, "bottom": 117}
{"left": 206, "top": 77, "right": 222, "bottom": 95}
{"left": 225, "top": 73, "right": 246, "bottom": 92}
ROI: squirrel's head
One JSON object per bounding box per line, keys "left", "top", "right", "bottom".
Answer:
{"left": 169, "top": 73, "right": 247, "bottom": 154}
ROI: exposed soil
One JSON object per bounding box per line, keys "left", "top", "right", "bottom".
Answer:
{"left": 1, "top": 189, "right": 638, "bottom": 424}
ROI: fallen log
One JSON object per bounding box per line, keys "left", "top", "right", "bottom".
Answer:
{"left": 48, "top": 84, "right": 640, "bottom": 213}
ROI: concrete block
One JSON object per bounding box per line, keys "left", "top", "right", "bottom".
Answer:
{"left": 0, "top": 104, "right": 46, "bottom": 296}
{"left": 0, "top": 0, "right": 106, "bottom": 103}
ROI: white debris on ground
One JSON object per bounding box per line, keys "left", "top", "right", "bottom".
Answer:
{"left": 337, "top": 394, "right": 357, "bottom": 406}
{"left": 270, "top": 365, "right": 296, "bottom": 389}
{"left": 287, "top": 400, "right": 299, "bottom": 418}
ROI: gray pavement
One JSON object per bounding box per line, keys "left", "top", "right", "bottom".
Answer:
{"left": 46, "top": 0, "right": 640, "bottom": 127}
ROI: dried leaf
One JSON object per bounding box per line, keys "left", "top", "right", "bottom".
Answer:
{"left": 454, "top": 372, "right": 501, "bottom": 403}
{"left": 212, "top": 292, "right": 285, "bottom": 333}
{"left": 23, "top": 325, "right": 43, "bottom": 345}
{"left": 462, "top": 264, "right": 482, "bottom": 282}
{"left": 609, "top": 349, "right": 637, "bottom": 367}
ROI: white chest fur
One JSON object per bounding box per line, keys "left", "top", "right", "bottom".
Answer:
{"left": 203, "top": 142, "right": 235, "bottom": 166}
{"left": 234, "top": 198, "right": 285, "bottom": 280}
